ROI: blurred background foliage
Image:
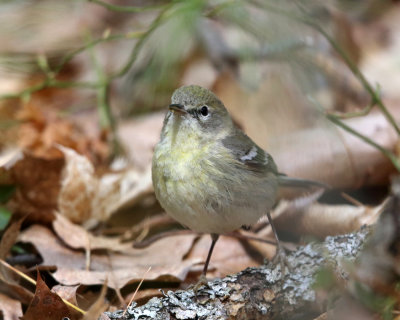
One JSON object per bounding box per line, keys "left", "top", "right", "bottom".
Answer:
{"left": 0, "top": 0, "right": 392, "bottom": 117}
{"left": 0, "top": 0, "right": 398, "bottom": 170}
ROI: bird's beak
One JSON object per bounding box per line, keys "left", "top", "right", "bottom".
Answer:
{"left": 168, "top": 103, "right": 187, "bottom": 114}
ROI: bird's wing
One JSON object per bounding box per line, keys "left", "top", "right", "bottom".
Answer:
{"left": 220, "top": 129, "right": 328, "bottom": 189}
{"left": 221, "top": 129, "right": 278, "bottom": 174}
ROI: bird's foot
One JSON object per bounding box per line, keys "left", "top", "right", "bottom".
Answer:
{"left": 190, "top": 274, "right": 209, "bottom": 295}
{"left": 272, "top": 243, "right": 292, "bottom": 276}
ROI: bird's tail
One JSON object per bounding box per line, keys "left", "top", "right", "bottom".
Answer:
{"left": 277, "top": 174, "right": 329, "bottom": 189}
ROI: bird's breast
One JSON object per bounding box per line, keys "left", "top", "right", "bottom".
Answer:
{"left": 151, "top": 129, "right": 278, "bottom": 234}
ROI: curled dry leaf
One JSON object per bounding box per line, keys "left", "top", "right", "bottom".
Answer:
{"left": 0, "top": 214, "right": 26, "bottom": 260}
{"left": 51, "top": 284, "right": 80, "bottom": 306}
{"left": 274, "top": 193, "right": 384, "bottom": 239}
{"left": 0, "top": 292, "right": 23, "bottom": 320}
{"left": 58, "top": 145, "right": 98, "bottom": 224}
{"left": 58, "top": 146, "right": 153, "bottom": 225}
{"left": 53, "top": 213, "right": 131, "bottom": 252}
{"left": 19, "top": 225, "right": 199, "bottom": 289}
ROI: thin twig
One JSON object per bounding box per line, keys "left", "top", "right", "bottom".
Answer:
{"left": 54, "top": 31, "right": 144, "bottom": 74}
{"left": 122, "top": 266, "right": 152, "bottom": 317}
{"left": 0, "top": 32, "right": 143, "bottom": 101}
{"left": 87, "top": 32, "right": 113, "bottom": 131}
{"left": 309, "top": 96, "right": 400, "bottom": 172}
{"left": 327, "top": 89, "right": 379, "bottom": 119}
{"left": 340, "top": 192, "right": 363, "bottom": 207}
{"left": 326, "top": 113, "right": 400, "bottom": 171}
{"left": 85, "top": 232, "right": 91, "bottom": 271}
{"left": 110, "top": 3, "right": 173, "bottom": 79}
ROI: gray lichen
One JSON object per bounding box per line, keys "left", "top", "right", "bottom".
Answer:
{"left": 106, "top": 228, "right": 370, "bottom": 320}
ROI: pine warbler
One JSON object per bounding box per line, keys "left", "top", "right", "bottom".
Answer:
{"left": 152, "top": 85, "right": 323, "bottom": 278}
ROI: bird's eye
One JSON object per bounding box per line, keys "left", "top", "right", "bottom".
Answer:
{"left": 200, "top": 106, "right": 209, "bottom": 116}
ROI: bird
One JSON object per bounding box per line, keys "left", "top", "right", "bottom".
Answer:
{"left": 152, "top": 85, "right": 324, "bottom": 281}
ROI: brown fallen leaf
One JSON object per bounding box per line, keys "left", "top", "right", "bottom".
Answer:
{"left": 0, "top": 292, "right": 23, "bottom": 320}
{"left": 7, "top": 153, "right": 64, "bottom": 224}
{"left": 22, "top": 271, "right": 76, "bottom": 320}
{"left": 15, "top": 99, "right": 109, "bottom": 163}
{"left": 19, "top": 225, "right": 199, "bottom": 289}
{"left": 53, "top": 213, "right": 131, "bottom": 252}
{"left": 274, "top": 193, "right": 384, "bottom": 239}
{"left": 53, "top": 207, "right": 276, "bottom": 281}
{"left": 270, "top": 111, "right": 397, "bottom": 189}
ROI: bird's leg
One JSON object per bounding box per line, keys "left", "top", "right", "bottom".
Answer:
{"left": 202, "top": 233, "right": 219, "bottom": 276}
{"left": 266, "top": 211, "right": 291, "bottom": 274}
{"left": 193, "top": 233, "right": 219, "bottom": 292}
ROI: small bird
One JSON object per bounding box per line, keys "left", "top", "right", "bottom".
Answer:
{"left": 152, "top": 85, "right": 323, "bottom": 279}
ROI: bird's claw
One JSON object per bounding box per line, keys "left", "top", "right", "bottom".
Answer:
{"left": 272, "top": 243, "right": 292, "bottom": 276}
{"left": 191, "top": 274, "right": 208, "bottom": 295}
